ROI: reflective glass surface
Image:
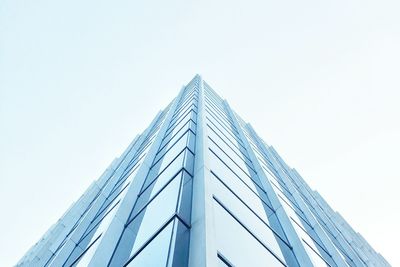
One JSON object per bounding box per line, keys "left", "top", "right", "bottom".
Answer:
{"left": 213, "top": 199, "right": 286, "bottom": 267}
{"left": 125, "top": 222, "right": 173, "bottom": 267}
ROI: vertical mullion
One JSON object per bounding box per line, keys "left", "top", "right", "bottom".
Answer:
{"left": 188, "top": 75, "right": 219, "bottom": 267}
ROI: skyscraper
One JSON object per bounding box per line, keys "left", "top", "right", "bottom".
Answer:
{"left": 17, "top": 75, "right": 390, "bottom": 267}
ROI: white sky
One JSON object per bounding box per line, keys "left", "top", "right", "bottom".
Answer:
{"left": 1, "top": 0, "right": 399, "bottom": 266}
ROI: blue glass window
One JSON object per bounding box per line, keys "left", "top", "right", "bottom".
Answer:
{"left": 125, "top": 221, "right": 174, "bottom": 267}
{"left": 213, "top": 199, "right": 286, "bottom": 267}
{"left": 209, "top": 149, "right": 268, "bottom": 204}
{"left": 154, "top": 130, "right": 195, "bottom": 164}
{"left": 213, "top": 187, "right": 286, "bottom": 264}
{"left": 160, "top": 119, "right": 196, "bottom": 152}
{"left": 143, "top": 149, "right": 185, "bottom": 191}
{"left": 166, "top": 110, "right": 196, "bottom": 137}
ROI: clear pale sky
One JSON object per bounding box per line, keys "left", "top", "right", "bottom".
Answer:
{"left": 1, "top": 0, "right": 399, "bottom": 266}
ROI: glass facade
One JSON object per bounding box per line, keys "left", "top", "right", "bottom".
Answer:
{"left": 17, "top": 75, "right": 391, "bottom": 267}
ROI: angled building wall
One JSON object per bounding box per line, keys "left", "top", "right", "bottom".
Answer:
{"left": 17, "top": 75, "right": 390, "bottom": 267}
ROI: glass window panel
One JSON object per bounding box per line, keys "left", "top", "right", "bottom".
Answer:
{"left": 206, "top": 107, "right": 238, "bottom": 137}
{"left": 209, "top": 149, "right": 266, "bottom": 200}
{"left": 206, "top": 117, "right": 244, "bottom": 152}
{"left": 262, "top": 166, "right": 288, "bottom": 192}
{"left": 259, "top": 156, "right": 276, "bottom": 174}
{"left": 125, "top": 221, "right": 174, "bottom": 267}
{"left": 204, "top": 84, "right": 223, "bottom": 102}
{"left": 134, "top": 172, "right": 183, "bottom": 218}
{"left": 166, "top": 120, "right": 196, "bottom": 147}
{"left": 160, "top": 119, "right": 194, "bottom": 152}
{"left": 205, "top": 103, "right": 229, "bottom": 125}
{"left": 206, "top": 120, "right": 238, "bottom": 150}
{"left": 129, "top": 174, "right": 182, "bottom": 225}
{"left": 150, "top": 146, "right": 186, "bottom": 179}
{"left": 204, "top": 90, "right": 226, "bottom": 110}
{"left": 125, "top": 175, "right": 180, "bottom": 255}
{"left": 208, "top": 125, "right": 251, "bottom": 165}
{"left": 175, "top": 92, "right": 195, "bottom": 109}
{"left": 212, "top": 180, "right": 286, "bottom": 262}
{"left": 206, "top": 110, "right": 236, "bottom": 138}
{"left": 218, "top": 258, "right": 230, "bottom": 267}
{"left": 209, "top": 146, "right": 252, "bottom": 183}
{"left": 213, "top": 200, "right": 286, "bottom": 267}
{"left": 171, "top": 102, "right": 197, "bottom": 124}
{"left": 205, "top": 86, "right": 223, "bottom": 102}
{"left": 168, "top": 106, "right": 196, "bottom": 131}
{"left": 204, "top": 98, "right": 232, "bottom": 126}
{"left": 166, "top": 110, "right": 196, "bottom": 137}
{"left": 143, "top": 149, "right": 185, "bottom": 192}
{"left": 172, "top": 97, "right": 197, "bottom": 119}
{"left": 209, "top": 137, "right": 255, "bottom": 175}
{"left": 211, "top": 171, "right": 274, "bottom": 219}
{"left": 206, "top": 103, "right": 233, "bottom": 129}
{"left": 177, "top": 89, "right": 197, "bottom": 104}
{"left": 154, "top": 130, "right": 190, "bottom": 164}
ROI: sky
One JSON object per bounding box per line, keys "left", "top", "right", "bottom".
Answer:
{"left": 0, "top": 0, "right": 399, "bottom": 266}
